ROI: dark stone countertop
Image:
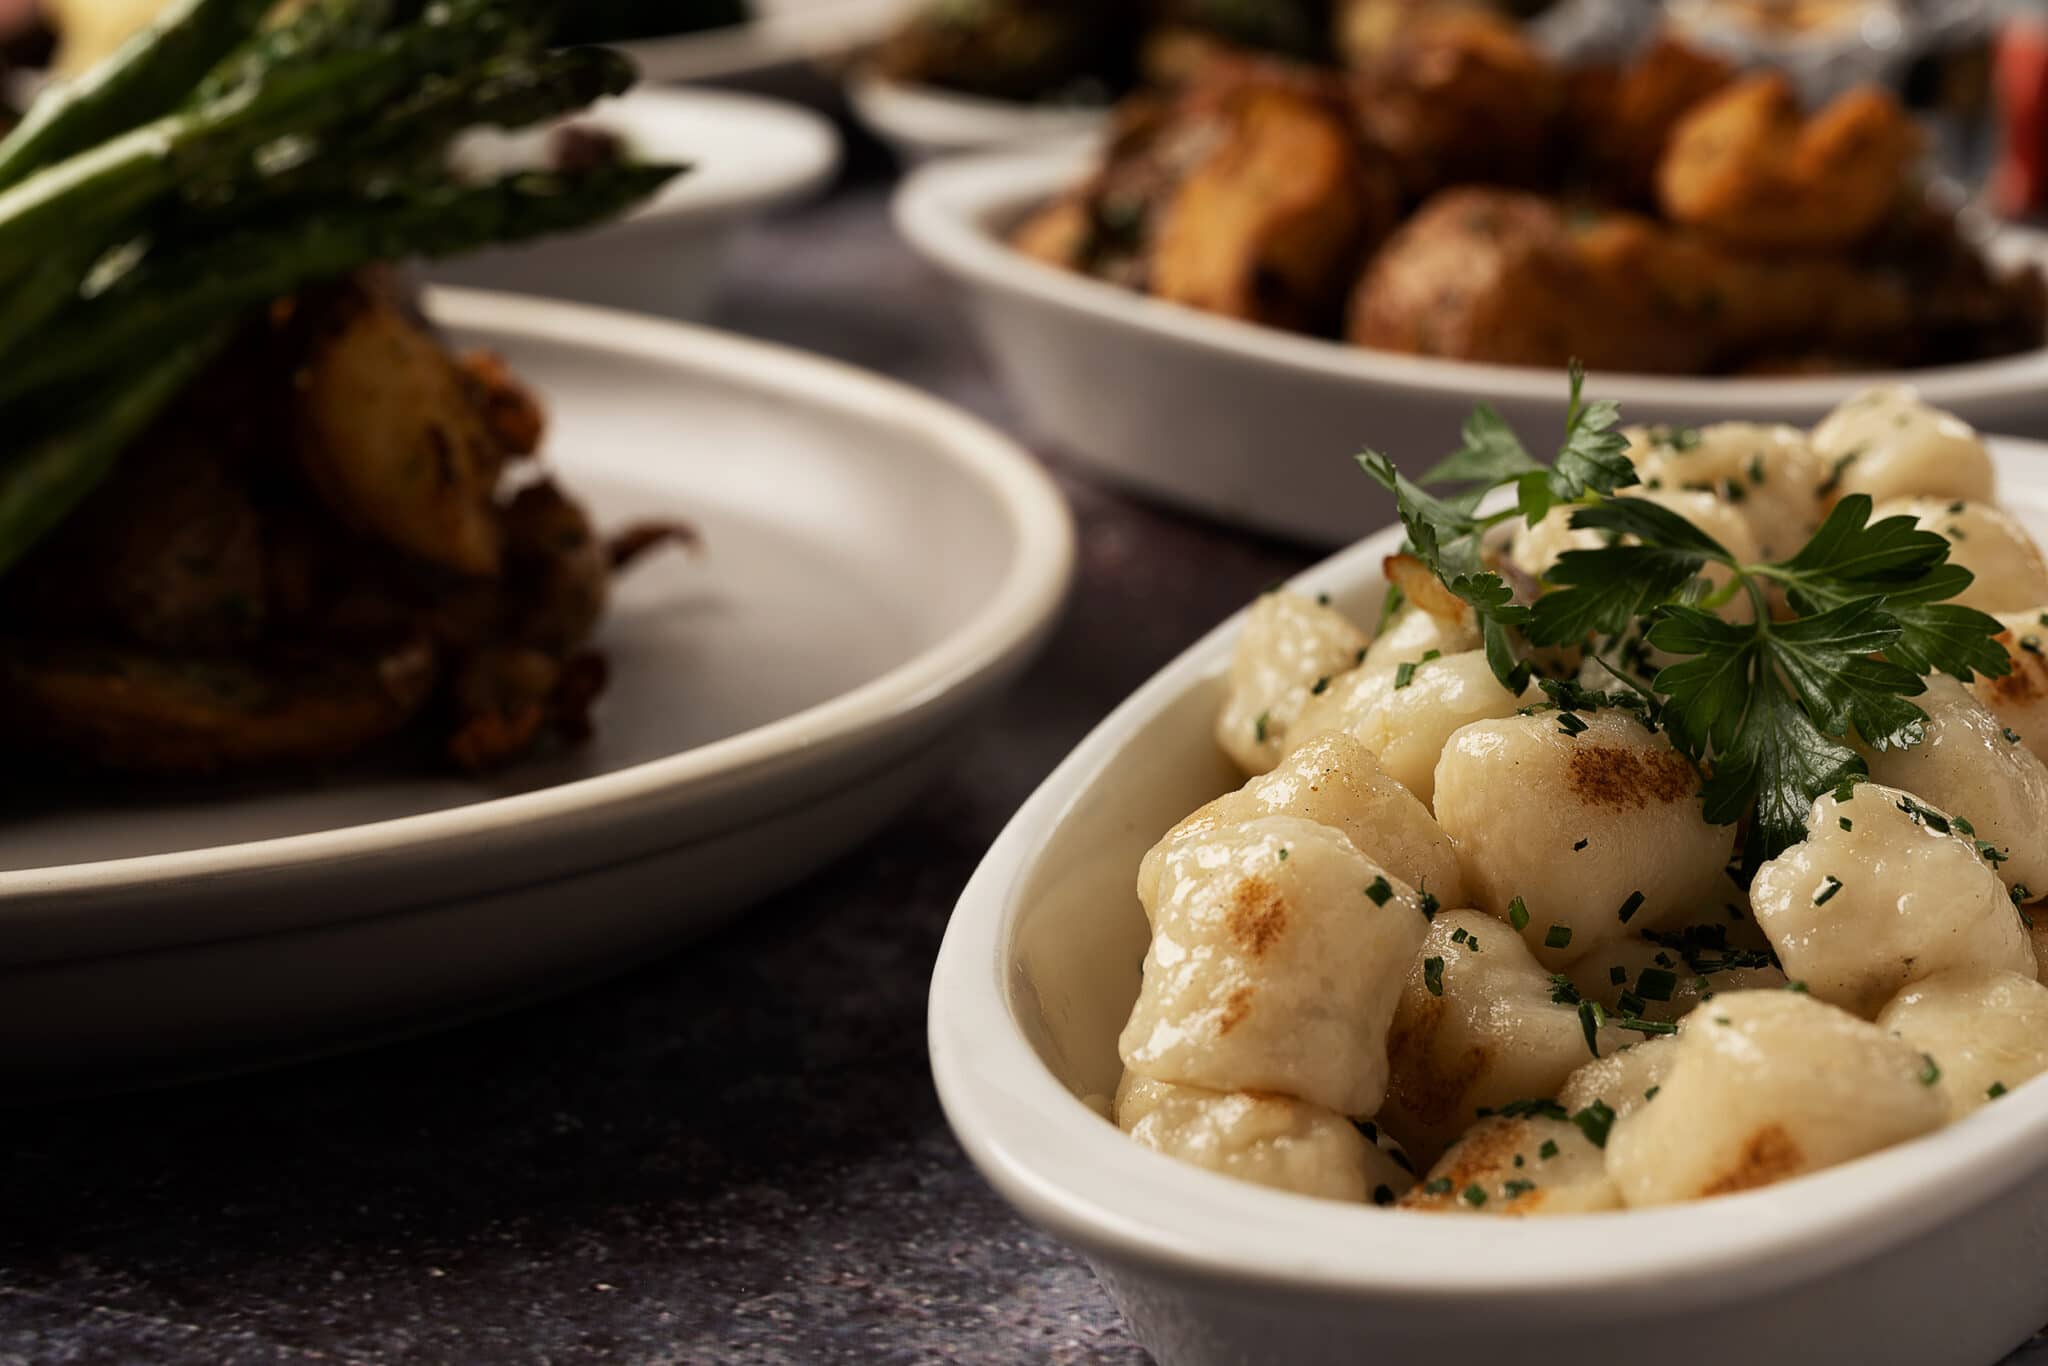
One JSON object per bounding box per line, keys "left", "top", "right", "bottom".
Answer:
{"left": 6, "top": 168, "right": 2047, "bottom": 1366}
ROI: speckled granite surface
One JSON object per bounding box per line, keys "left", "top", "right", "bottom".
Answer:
{"left": 4, "top": 168, "right": 2047, "bottom": 1366}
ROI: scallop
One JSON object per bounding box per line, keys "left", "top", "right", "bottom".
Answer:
{"left": 1868, "top": 498, "right": 2048, "bottom": 613}
{"left": 1114, "top": 1074, "right": 1414, "bottom": 1203}
{"left": 1378, "top": 909, "right": 1629, "bottom": 1164}
{"left": 1216, "top": 591, "right": 1371, "bottom": 774}
{"left": 1748, "top": 782, "right": 2034, "bottom": 1019}
{"left": 1810, "top": 385, "right": 1996, "bottom": 507}
{"left": 1605, "top": 989, "right": 1946, "bottom": 1207}
{"left": 1859, "top": 675, "right": 2048, "bottom": 903}
{"left": 1140, "top": 731, "right": 1466, "bottom": 924}
{"left": 1432, "top": 708, "right": 1735, "bottom": 968}
{"left": 1875, "top": 969, "right": 2048, "bottom": 1121}
{"left": 1120, "top": 815, "right": 1430, "bottom": 1117}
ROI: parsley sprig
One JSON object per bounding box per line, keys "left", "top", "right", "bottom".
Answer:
{"left": 1360, "top": 368, "right": 2011, "bottom": 869}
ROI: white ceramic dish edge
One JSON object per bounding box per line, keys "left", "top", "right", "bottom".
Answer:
{"left": 620, "top": 0, "right": 917, "bottom": 85}
{"left": 897, "top": 146, "right": 2048, "bottom": 547}
{"left": 1, "top": 287, "right": 1075, "bottom": 926}
{"left": 928, "top": 446, "right": 2048, "bottom": 1366}
{"left": 847, "top": 72, "right": 1105, "bottom": 164}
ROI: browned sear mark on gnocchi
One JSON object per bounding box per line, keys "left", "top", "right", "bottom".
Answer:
{"left": 1226, "top": 876, "right": 1290, "bottom": 956}
{"left": 1384, "top": 994, "right": 1487, "bottom": 1127}
{"left": 1700, "top": 1123, "right": 1805, "bottom": 1197}
{"left": 1567, "top": 743, "right": 1696, "bottom": 809}
{"left": 1217, "top": 986, "right": 1255, "bottom": 1036}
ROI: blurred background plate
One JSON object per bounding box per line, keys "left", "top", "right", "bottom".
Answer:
{"left": 421, "top": 85, "right": 841, "bottom": 318}
{"left": 846, "top": 71, "right": 1106, "bottom": 163}
{"left": 0, "top": 287, "right": 1074, "bottom": 1098}
{"left": 619, "top": 0, "right": 916, "bottom": 86}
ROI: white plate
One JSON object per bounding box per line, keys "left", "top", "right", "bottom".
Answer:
{"left": 847, "top": 72, "right": 1105, "bottom": 164}
{"left": 897, "top": 147, "right": 2048, "bottom": 546}
{"left": 619, "top": 0, "right": 917, "bottom": 85}
{"left": 421, "top": 87, "right": 841, "bottom": 318}
{"left": 0, "top": 287, "right": 1074, "bottom": 1095}
{"left": 929, "top": 441, "right": 2048, "bottom": 1366}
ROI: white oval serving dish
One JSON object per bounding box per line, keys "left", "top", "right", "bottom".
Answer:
{"left": 0, "top": 286, "right": 1074, "bottom": 1096}
{"left": 421, "top": 86, "right": 840, "bottom": 319}
{"left": 847, "top": 72, "right": 1105, "bottom": 164}
{"left": 928, "top": 441, "right": 2048, "bottom": 1366}
{"left": 897, "top": 146, "right": 2048, "bottom": 546}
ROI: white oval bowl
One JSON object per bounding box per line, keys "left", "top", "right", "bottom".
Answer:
{"left": 897, "top": 146, "right": 2048, "bottom": 546}
{"left": 929, "top": 442, "right": 2048, "bottom": 1366}
{"left": 422, "top": 86, "right": 840, "bottom": 319}
{"left": 847, "top": 72, "right": 1106, "bottom": 164}
{"left": 0, "top": 287, "right": 1074, "bottom": 1095}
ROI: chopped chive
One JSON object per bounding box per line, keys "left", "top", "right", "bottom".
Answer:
{"left": 1508, "top": 896, "right": 1530, "bottom": 931}
{"left": 1539, "top": 1139, "right": 1559, "bottom": 1161}
{"left": 2005, "top": 727, "right": 2024, "bottom": 746}
{"left": 1310, "top": 676, "right": 1330, "bottom": 696}
{"left": 1557, "top": 712, "right": 1588, "bottom": 737}
{"left": 1572, "top": 838, "right": 1589, "bottom": 851}
{"left": 1277, "top": 847, "right": 1289, "bottom": 862}
{"left": 1424, "top": 1177, "right": 1452, "bottom": 1196}
{"left": 1617, "top": 891, "right": 1645, "bottom": 925}
{"left": 1365, "top": 877, "right": 1393, "bottom": 905}
{"left": 1635, "top": 967, "right": 1677, "bottom": 1002}
{"left": 1989, "top": 1082, "right": 2009, "bottom": 1100}
{"left": 1570, "top": 1100, "right": 1616, "bottom": 1149}
{"left": 1502, "top": 1179, "right": 1536, "bottom": 1200}
{"left": 1609, "top": 964, "right": 1627, "bottom": 986}
{"left": 1424, "top": 956, "right": 1445, "bottom": 997}
{"left": 1839, "top": 817, "right": 1853, "bottom": 832}
{"left": 1418, "top": 890, "right": 1440, "bottom": 922}
{"left": 1813, "top": 876, "right": 1843, "bottom": 905}
{"left": 1644, "top": 1085, "right": 1661, "bottom": 1101}
{"left": 1394, "top": 662, "right": 1418, "bottom": 690}
{"left": 1254, "top": 710, "right": 1270, "bottom": 744}
{"left": 1461, "top": 1184, "right": 1487, "bottom": 1207}
{"left": 1578, "top": 999, "right": 1606, "bottom": 1057}
{"left": 1544, "top": 924, "right": 1573, "bottom": 950}
{"left": 1919, "top": 1055, "right": 1942, "bottom": 1087}
{"left": 1372, "top": 1184, "right": 1395, "bottom": 1206}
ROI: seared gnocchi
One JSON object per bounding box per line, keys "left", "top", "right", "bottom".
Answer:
{"left": 1114, "top": 386, "right": 2048, "bottom": 1216}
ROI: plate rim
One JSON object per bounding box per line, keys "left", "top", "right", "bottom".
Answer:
{"left": 928, "top": 441, "right": 2048, "bottom": 1300}
{"left": 617, "top": 0, "right": 917, "bottom": 85}
{"left": 896, "top": 145, "right": 2048, "bottom": 411}
{"left": 845, "top": 71, "right": 1106, "bottom": 158}
{"left": 0, "top": 286, "right": 1075, "bottom": 902}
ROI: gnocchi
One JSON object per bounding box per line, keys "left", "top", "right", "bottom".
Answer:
{"left": 1113, "top": 387, "right": 2048, "bottom": 1217}
{"left": 1432, "top": 708, "right": 1734, "bottom": 969}
{"left": 1604, "top": 990, "right": 1946, "bottom": 1207}
{"left": 1810, "top": 385, "right": 1997, "bottom": 507}
{"left": 1749, "top": 783, "right": 2034, "bottom": 1018}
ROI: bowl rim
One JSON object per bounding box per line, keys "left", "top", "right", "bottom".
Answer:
{"left": 928, "top": 443, "right": 2048, "bottom": 1306}
{"left": 846, "top": 71, "right": 1107, "bottom": 157}
{"left": 617, "top": 0, "right": 915, "bottom": 85}
{"left": 0, "top": 286, "right": 1075, "bottom": 902}
{"left": 894, "top": 145, "right": 2048, "bottom": 413}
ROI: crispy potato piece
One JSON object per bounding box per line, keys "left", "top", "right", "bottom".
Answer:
{"left": 1149, "top": 84, "right": 1384, "bottom": 331}
{"left": 501, "top": 479, "right": 609, "bottom": 656}
{"left": 0, "top": 638, "right": 435, "bottom": 776}
{"left": 1567, "top": 37, "right": 1735, "bottom": 206}
{"left": 1351, "top": 10, "right": 1564, "bottom": 198}
{"left": 1657, "top": 74, "right": 1921, "bottom": 251}
{"left": 291, "top": 280, "right": 509, "bottom": 578}
{"left": 1350, "top": 189, "right": 1635, "bottom": 368}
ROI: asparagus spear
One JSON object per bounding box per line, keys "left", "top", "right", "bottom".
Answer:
{"left": 0, "top": 163, "right": 680, "bottom": 411}
{"left": 0, "top": 330, "right": 229, "bottom": 576}
{"left": 0, "top": 0, "right": 524, "bottom": 262}
{"left": 0, "top": 0, "right": 273, "bottom": 191}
